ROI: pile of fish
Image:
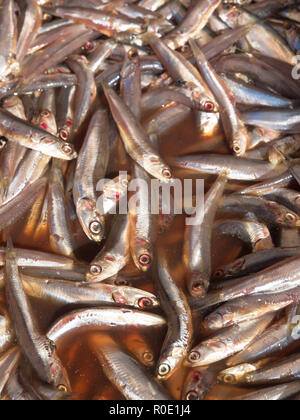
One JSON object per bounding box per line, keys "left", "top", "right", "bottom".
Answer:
{"left": 0, "top": 0, "right": 300, "bottom": 401}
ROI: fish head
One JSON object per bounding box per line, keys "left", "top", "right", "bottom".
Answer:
{"left": 183, "top": 368, "right": 211, "bottom": 401}
{"left": 45, "top": 340, "right": 71, "bottom": 392}
{"left": 37, "top": 133, "right": 77, "bottom": 160}
{"left": 213, "top": 257, "right": 246, "bottom": 281}
{"left": 232, "top": 128, "right": 250, "bottom": 156}
{"left": 218, "top": 364, "right": 257, "bottom": 385}
{"left": 143, "top": 155, "right": 173, "bottom": 183}
{"left": 265, "top": 201, "right": 300, "bottom": 227}
{"left": 218, "top": 4, "right": 242, "bottom": 28}
{"left": 87, "top": 254, "right": 120, "bottom": 282}
{"left": 203, "top": 312, "right": 226, "bottom": 331}
{"left": 157, "top": 346, "right": 185, "bottom": 381}
{"left": 192, "top": 89, "right": 219, "bottom": 114}
{"left": 187, "top": 271, "right": 209, "bottom": 298}
{"left": 111, "top": 286, "right": 159, "bottom": 311}
{"left": 77, "top": 198, "right": 105, "bottom": 242}
{"left": 212, "top": 267, "right": 225, "bottom": 281}
{"left": 187, "top": 340, "right": 227, "bottom": 367}
{"left": 37, "top": 110, "right": 57, "bottom": 135}
{"left": 132, "top": 237, "right": 153, "bottom": 272}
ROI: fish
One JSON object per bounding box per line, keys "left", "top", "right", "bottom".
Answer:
{"left": 186, "top": 314, "right": 274, "bottom": 367}
{"left": 4, "top": 239, "right": 70, "bottom": 391}
{"left": 218, "top": 195, "right": 300, "bottom": 228}
{"left": 47, "top": 308, "right": 167, "bottom": 343}
{"left": 203, "top": 288, "right": 300, "bottom": 331}
{"left": 227, "top": 309, "right": 300, "bottom": 366}
{"left": 48, "top": 167, "right": 75, "bottom": 258}
{"left": 44, "top": 6, "right": 147, "bottom": 36}
{"left": 17, "top": 0, "right": 42, "bottom": 62}
{"left": 103, "top": 84, "right": 173, "bottom": 183}
{"left": 0, "top": 0, "right": 18, "bottom": 80}
{"left": 163, "top": 0, "right": 222, "bottom": 50}
{"left": 21, "top": 275, "right": 159, "bottom": 310}
{"left": 212, "top": 247, "right": 300, "bottom": 282}
{"left": 121, "top": 50, "right": 157, "bottom": 273}
{"left": 243, "top": 107, "right": 300, "bottom": 133}
{"left": 88, "top": 334, "right": 172, "bottom": 400}
{"left": 184, "top": 171, "right": 228, "bottom": 297}
{"left": 73, "top": 109, "right": 110, "bottom": 242}
{"left": 21, "top": 24, "right": 98, "bottom": 83}
{"left": 0, "top": 178, "right": 47, "bottom": 233}
{"left": 190, "top": 40, "right": 249, "bottom": 155}
{"left": 1, "top": 0, "right": 300, "bottom": 401}
{"left": 0, "top": 304, "right": 15, "bottom": 355}
{"left": 182, "top": 367, "right": 216, "bottom": 401}
{"left": 243, "top": 353, "right": 300, "bottom": 385}
{"left": 199, "top": 256, "right": 300, "bottom": 310}
{"left": 86, "top": 214, "right": 131, "bottom": 283}
{"left": 0, "top": 347, "right": 21, "bottom": 396}
{"left": 65, "top": 54, "right": 97, "bottom": 138}
{"left": 218, "top": 4, "right": 296, "bottom": 65}
{"left": 214, "top": 219, "right": 273, "bottom": 253}
{"left": 155, "top": 249, "right": 193, "bottom": 380}
{"left": 232, "top": 381, "right": 300, "bottom": 400}
{"left": 146, "top": 33, "right": 218, "bottom": 113}
{"left": 172, "top": 154, "right": 286, "bottom": 181}
{"left": 0, "top": 109, "right": 76, "bottom": 160}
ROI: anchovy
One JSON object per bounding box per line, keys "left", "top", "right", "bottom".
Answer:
{"left": 89, "top": 334, "right": 172, "bottom": 400}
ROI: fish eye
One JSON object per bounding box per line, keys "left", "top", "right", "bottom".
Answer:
{"left": 115, "top": 278, "right": 129, "bottom": 286}
{"left": 41, "top": 110, "right": 50, "bottom": 118}
{"left": 59, "top": 129, "right": 69, "bottom": 141}
{"left": 128, "top": 48, "right": 138, "bottom": 59}
{"left": 174, "top": 79, "right": 186, "bottom": 87}
{"left": 223, "top": 374, "right": 236, "bottom": 384}
{"left": 285, "top": 213, "right": 297, "bottom": 223}
{"left": 0, "top": 136, "right": 7, "bottom": 149}
{"left": 57, "top": 384, "right": 68, "bottom": 393}
{"left": 214, "top": 269, "right": 224, "bottom": 279}
{"left": 185, "top": 390, "right": 199, "bottom": 401}
{"left": 233, "top": 144, "right": 241, "bottom": 154}
{"left": 188, "top": 351, "right": 201, "bottom": 363}
{"left": 121, "top": 178, "right": 129, "bottom": 187}
{"left": 62, "top": 143, "right": 74, "bottom": 155}
{"left": 143, "top": 352, "right": 154, "bottom": 363}
{"left": 83, "top": 41, "right": 95, "bottom": 52}
{"left": 138, "top": 297, "right": 153, "bottom": 309}
{"left": 192, "top": 282, "right": 204, "bottom": 292}
{"left": 204, "top": 101, "right": 215, "bottom": 112}
{"left": 158, "top": 363, "right": 171, "bottom": 377}
{"left": 139, "top": 254, "right": 152, "bottom": 267}
{"left": 162, "top": 168, "right": 172, "bottom": 179}
{"left": 90, "top": 264, "right": 102, "bottom": 276}
{"left": 89, "top": 220, "right": 102, "bottom": 235}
